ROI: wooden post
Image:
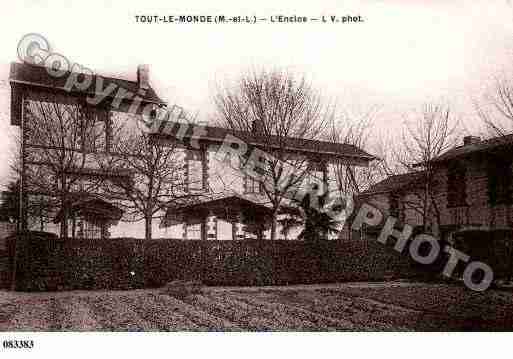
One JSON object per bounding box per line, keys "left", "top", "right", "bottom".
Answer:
{"left": 321, "top": 161, "right": 328, "bottom": 240}
{"left": 206, "top": 210, "right": 217, "bottom": 240}
{"left": 19, "top": 96, "right": 27, "bottom": 232}
{"left": 72, "top": 217, "right": 76, "bottom": 240}
{"left": 237, "top": 212, "right": 245, "bottom": 240}
{"left": 257, "top": 226, "right": 264, "bottom": 240}
{"left": 11, "top": 94, "right": 26, "bottom": 290}
{"left": 201, "top": 215, "right": 207, "bottom": 241}
{"left": 231, "top": 220, "right": 236, "bottom": 240}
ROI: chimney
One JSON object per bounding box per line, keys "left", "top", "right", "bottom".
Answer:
{"left": 251, "top": 120, "right": 264, "bottom": 135}
{"left": 463, "top": 136, "right": 481, "bottom": 146}
{"left": 137, "top": 64, "right": 150, "bottom": 90}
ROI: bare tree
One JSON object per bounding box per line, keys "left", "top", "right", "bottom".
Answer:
{"left": 9, "top": 131, "right": 62, "bottom": 231}
{"left": 98, "top": 113, "right": 193, "bottom": 241}
{"left": 397, "top": 103, "right": 460, "bottom": 233}
{"left": 22, "top": 98, "right": 103, "bottom": 238}
{"left": 326, "top": 107, "right": 391, "bottom": 197}
{"left": 475, "top": 74, "right": 513, "bottom": 136}
{"left": 213, "top": 69, "right": 331, "bottom": 240}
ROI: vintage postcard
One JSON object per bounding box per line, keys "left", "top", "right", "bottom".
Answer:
{"left": 0, "top": 0, "right": 511, "bottom": 357}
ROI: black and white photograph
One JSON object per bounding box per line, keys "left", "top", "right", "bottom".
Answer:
{"left": 0, "top": 0, "right": 512, "bottom": 356}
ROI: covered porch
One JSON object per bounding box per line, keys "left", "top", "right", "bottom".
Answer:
{"left": 161, "top": 194, "right": 274, "bottom": 240}
{"left": 54, "top": 198, "right": 124, "bottom": 239}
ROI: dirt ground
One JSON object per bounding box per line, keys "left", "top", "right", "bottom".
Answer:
{"left": 1, "top": 282, "right": 512, "bottom": 331}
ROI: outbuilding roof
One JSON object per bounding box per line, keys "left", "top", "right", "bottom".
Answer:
{"left": 362, "top": 171, "right": 426, "bottom": 195}
{"left": 430, "top": 134, "right": 513, "bottom": 163}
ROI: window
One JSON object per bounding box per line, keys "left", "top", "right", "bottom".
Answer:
{"left": 73, "top": 218, "right": 103, "bottom": 240}
{"left": 187, "top": 150, "right": 205, "bottom": 191}
{"left": 488, "top": 159, "right": 512, "bottom": 205}
{"left": 82, "top": 220, "right": 103, "bottom": 240}
{"left": 82, "top": 107, "right": 110, "bottom": 153}
{"left": 447, "top": 162, "right": 467, "bottom": 207}
{"left": 186, "top": 223, "right": 201, "bottom": 240}
{"left": 69, "top": 177, "right": 99, "bottom": 194}
{"left": 245, "top": 175, "right": 263, "bottom": 194}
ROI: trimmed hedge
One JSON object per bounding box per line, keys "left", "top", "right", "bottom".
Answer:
{"left": 8, "top": 234, "right": 426, "bottom": 291}
{"left": 453, "top": 229, "right": 513, "bottom": 280}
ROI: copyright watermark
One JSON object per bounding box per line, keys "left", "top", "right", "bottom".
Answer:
{"left": 15, "top": 33, "right": 495, "bottom": 292}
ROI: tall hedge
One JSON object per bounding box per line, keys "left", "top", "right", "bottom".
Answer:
{"left": 8, "top": 234, "right": 424, "bottom": 291}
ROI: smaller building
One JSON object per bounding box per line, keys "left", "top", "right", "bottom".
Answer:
{"left": 359, "top": 134, "right": 513, "bottom": 243}
{"left": 54, "top": 198, "right": 124, "bottom": 240}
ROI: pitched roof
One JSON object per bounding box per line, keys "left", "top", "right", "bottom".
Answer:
{"left": 362, "top": 171, "right": 425, "bottom": 195}
{"left": 431, "top": 134, "right": 513, "bottom": 163}
{"left": 152, "top": 121, "right": 375, "bottom": 162}
{"left": 9, "top": 62, "right": 165, "bottom": 105}
{"left": 53, "top": 198, "right": 124, "bottom": 223}
{"left": 161, "top": 192, "right": 273, "bottom": 228}
{"left": 170, "top": 192, "right": 270, "bottom": 210}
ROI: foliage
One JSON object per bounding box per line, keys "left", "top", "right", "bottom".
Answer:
{"left": 279, "top": 190, "right": 343, "bottom": 241}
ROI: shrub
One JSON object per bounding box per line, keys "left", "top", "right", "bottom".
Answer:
{"left": 160, "top": 280, "right": 203, "bottom": 299}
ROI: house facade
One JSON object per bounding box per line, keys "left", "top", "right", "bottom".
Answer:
{"left": 9, "top": 61, "right": 375, "bottom": 240}
{"left": 9, "top": 61, "right": 165, "bottom": 239}
{"left": 151, "top": 120, "right": 375, "bottom": 240}
{"left": 359, "top": 135, "right": 513, "bottom": 242}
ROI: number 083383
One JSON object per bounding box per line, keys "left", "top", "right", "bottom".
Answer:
{"left": 3, "top": 340, "right": 34, "bottom": 349}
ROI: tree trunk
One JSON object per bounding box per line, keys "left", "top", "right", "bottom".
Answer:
{"left": 270, "top": 214, "right": 278, "bottom": 240}
{"left": 257, "top": 226, "right": 264, "bottom": 240}
{"left": 60, "top": 198, "right": 69, "bottom": 240}
{"left": 423, "top": 171, "right": 430, "bottom": 232}
{"left": 59, "top": 175, "right": 69, "bottom": 239}
{"left": 145, "top": 215, "right": 153, "bottom": 241}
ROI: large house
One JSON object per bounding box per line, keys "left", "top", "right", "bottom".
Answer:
{"left": 9, "top": 61, "right": 375, "bottom": 240}
{"left": 359, "top": 135, "right": 513, "bottom": 242}
{"left": 152, "top": 121, "right": 375, "bottom": 240}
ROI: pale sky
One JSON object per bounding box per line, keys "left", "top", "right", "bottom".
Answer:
{"left": 1, "top": 0, "right": 513, "bottom": 186}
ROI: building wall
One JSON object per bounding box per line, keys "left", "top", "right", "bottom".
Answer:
{"left": 112, "top": 155, "right": 511, "bottom": 240}
{"left": 163, "top": 143, "right": 324, "bottom": 240}
{"left": 434, "top": 159, "right": 513, "bottom": 230}
{"left": 363, "top": 158, "right": 513, "bottom": 241}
